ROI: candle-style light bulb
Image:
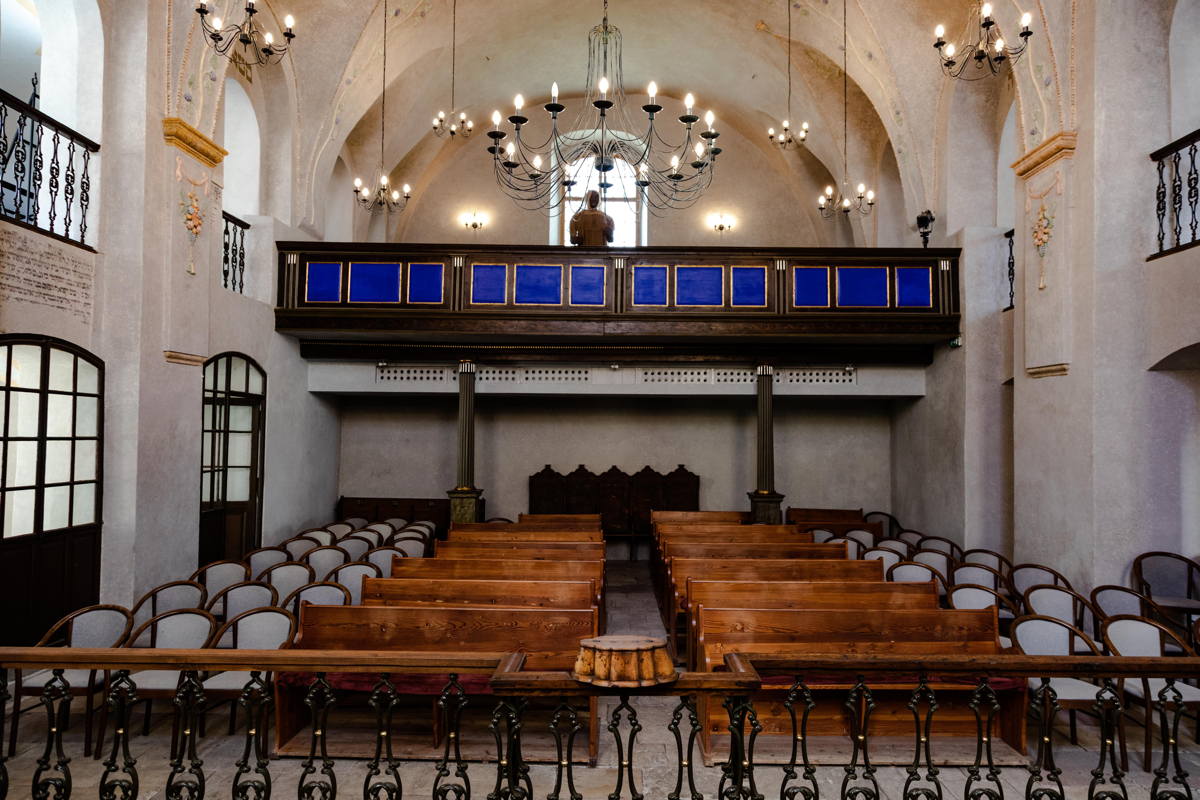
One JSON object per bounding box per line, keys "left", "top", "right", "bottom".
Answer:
{"left": 981, "top": 2, "right": 992, "bottom": 18}
{"left": 532, "top": 154, "right": 543, "bottom": 170}
{"left": 392, "top": 190, "right": 400, "bottom": 200}
{"left": 856, "top": 183, "right": 866, "bottom": 195}
{"left": 466, "top": 120, "right": 474, "bottom": 130}
{"left": 818, "top": 195, "right": 827, "bottom": 208}
{"left": 264, "top": 31, "right": 274, "bottom": 45}
{"left": 994, "top": 37, "right": 1005, "bottom": 52}
{"left": 459, "top": 111, "right": 467, "bottom": 122}
{"left": 354, "top": 177, "right": 363, "bottom": 188}
{"left": 599, "top": 76, "right": 609, "bottom": 98}
{"left": 212, "top": 16, "right": 222, "bottom": 28}
{"left": 778, "top": 133, "right": 786, "bottom": 142}
{"left": 638, "top": 162, "right": 648, "bottom": 174}
{"left": 284, "top": 14, "right": 294, "bottom": 29}
{"left": 768, "top": 127, "right": 776, "bottom": 137}
{"left": 934, "top": 24, "right": 945, "bottom": 39}
{"left": 551, "top": 82, "right": 559, "bottom": 101}
{"left": 438, "top": 110, "right": 446, "bottom": 120}
{"left": 705, "top": 110, "right": 715, "bottom": 130}
{"left": 514, "top": 94, "right": 525, "bottom": 111}
{"left": 1020, "top": 11, "right": 1032, "bottom": 27}
{"left": 825, "top": 186, "right": 834, "bottom": 197}
{"left": 505, "top": 142, "right": 515, "bottom": 157}
{"left": 684, "top": 93, "right": 694, "bottom": 112}
{"left": 380, "top": 174, "right": 388, "bottom": 186}
{"left": 842, "top": 197, "right": 851, "bottom": 210}
{"left": 648, "top": 81, "right": 658, "bottom": 102}
{"left": 866, "top": 189, "right": 876, "bottom": 203}
{"left": 449, "top": 123, "right": 457, "bottom": 132}
{"left": 945, "top": 42, "right": 957, "bottom": 58}
{"left": 492, "top": 110, "right": 502, "bottom": 127}
{"left": 361, "top": 186, "right": 370, "bottom": 198}
{"left": 402, "top": 183, "right": 411, "bottom": 196}
{"left": 670, "top": 155, "right": 680, "bottom": 169}
{"left": 694, "top": 142, "right": 705, "bottom": 158}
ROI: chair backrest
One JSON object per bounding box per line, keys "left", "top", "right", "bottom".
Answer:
{"left": 951, "top": 563, "right": 1004, "bottom": 591}
{"left": 887, "top": 561, "right": 948, "bottom": 595}
{"left": 304, "top": 545, "right": 350, "bottom": 576}
{"left": 913, "top": 549, "right": 954, "bottom": 577}
{"left": 861, "top": 548, "right": 901, "bottom": 571}
{"left": 898, "top": 530, "right": 925, "bottom": 547}
{"left": 351, "top": 528, "right": 384, "bottom": 548}
{"left": 130, "top": 580, "right": 207, "bottom": 627}
{"left": 1012, "top": 615, "right": 1101, "bottom": 657}
{"left": 206, "top": 581, "right": 278, "bottom": 621}
{"left": 260, "top": 561, "right": 316, "bottom": 602}
{"left": 127, "top": 609, "right": 217, "bottom": 649}
{"left": 327, "top": 561, "right": 383, "bottom": 604}
{"left": 246, "top": 546, "right": 289, "bottom": 578}
{"left": 189, "top": 560, "right": 251, "bottom": 598}
{"left": 1090, "top": 584, "right": 1147, "bottom": 619}
{"left": 961, "top": 548, "right": 1013, "bottom": 576}
{"left": 874, "top": 538, "right": 911, "bottom": 558}
{"left": 36, "top": 604, "right": 134, "bottom": 648}
{"left": 948, "top": 584, "right": 1018, "bottom": 617}
{"left": 338, "top": 535, "right": 372, "bottom": 561}
{"left": 404, "top": 521, "right": 436, "bottom": 537}
{"left": 366, "top": 522, "right": 394, "bottom": 537}
{"left": 280, "top": 582, "right": 352, "bottom": 616}
{"left": 391, "top": 536, "right": 426, "bottom": 558}
{"left": 1132, "top": 551, "right": 1200, "bottom": 601}
{"left": 806, "top": 528, "right": 835, "bottom": 544}
{"left": 1011, "top": 563, "right": 1072, "bottom": 595}
{"left": 283, "top": 536, "right": 321, "bottom": 560}
{"left": 366, "top": 547, "right": 406, "bottom": 574}
{"left": 384, "top": 517, "right": 408, "bottom": 529}
{"left": 325, "top": 522, "right": 354, "bottom": 537}
{"left": 212, "top": 607, "right": 297, "bottom": 649}
{"left": 344, "top": 517, "right": 370, "bottom": 529}
{"left": 1103, "top": 614, "right": 1196, "bottom": 658}
{"left": 297, "top": 528, "right": 335, "bottom": 547}
{"left": 844, "top": 528, "right": 876, "bottom": 549}
{"left": 1024, "top": 584, "right": 1097, "bottom": 633}
{"left": 863, "top": 511, "right": 902, "bottom": 538}
{"left": 824, "top": 537, "right": 859, "bottom": 559}
{"left": 916, "top": 535, "right": 962, "bottom": 560}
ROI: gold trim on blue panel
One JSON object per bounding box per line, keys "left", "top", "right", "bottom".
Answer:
{"left": 346, "top": 261, "right": 403, "bottom": 304}
{"left": 673, "top": 264, "right": 726, "bottom": 307}
{"left": 630, "top": 264, "right": 670, "bottom": 307}
{"left": 730, "top": 264, "right": 770, "bottom": 308}
{"left": 303, "top": 261, "right": 343, "bottom": 304}
{"left": 405, "top": 261, "right": 446, "bottom": 305}
{"left": 894, "top": 266, "right": 934, "bottom": 308}
{"left": 469, "top": 262, "right": 509, "bottom": 306}
{"left": 513, "top": 263, "right": 565, "bottom": 306}
{"left": 567, "top": 263, "right": 608, "bottom": 307}
{"left": 791, "top": 265, "right": 831, "bottom": 308}
{"left": 835, "top": 265, "right": 892, "bottom": 308}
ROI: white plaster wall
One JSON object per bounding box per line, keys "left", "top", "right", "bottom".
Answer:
{"left": 222, "top": 78, "right": 261, "bottom": 217}
{"left": 0, "top": 0, "right": 41, "bottom": 98}
{"left": 1169, "top": 0, "right": 1200, "bottom": 139}
{"left": 337, "top": 394, "right": 892, "bottom": 521}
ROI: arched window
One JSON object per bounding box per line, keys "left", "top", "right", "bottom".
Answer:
{"left": 222, "top": 78, "right": 262, "bottom": 217}
{"left": 200, "top": 352, "right": 265, "bottom": 563}
{"left": 555, "top": 155, "right": 647, "bottom": 247}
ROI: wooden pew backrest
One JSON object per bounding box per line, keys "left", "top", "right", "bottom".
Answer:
{"left": 651, "top": 511, "right": 750, "bottom": 524}
{"left": 686, "top": 579, "right": 938, "bottom": 610}
{"left": 655, "top": 523, "right": 807, "bottom": 537}
{"left": 454, "top": 520, "right": 601, "bottom": 532}
{"left": 662, "top": 542, "right": 847, "bottom": 561}
{"left": 434, "top": 542, "right": 606, "bottom": 560}
{"left": 449, "top": 530, "right": 604, "bottom": 543}
{"left": 362, "top": 577, "right": 596, "bottom": 609}
{"left": 668, "top": 558, "right": 882, "bottom": 588}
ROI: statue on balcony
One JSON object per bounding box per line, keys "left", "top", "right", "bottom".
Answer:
{"left": 569, "top": 190, "right": 614, "bottom": 247}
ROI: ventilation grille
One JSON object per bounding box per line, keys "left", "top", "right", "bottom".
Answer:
{"left": 776, "top": 368, "right": 856, "bottom": 385}
{"left": 478, "top": 367, "right": 520, "bottom": 382}
{"left": 377, "top": 365, "right": 452, "bottom": 382}
{"left": 715, "top": 369, "right": 755, "bottom": 384}
{"left": 521, "top": 368, "right": 591, "bottom": 383}
{"left": 639, "top": 368, "right": 714, "bottom": 384}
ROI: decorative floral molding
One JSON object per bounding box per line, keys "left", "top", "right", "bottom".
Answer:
{"left": 175, "top": 156, "right": 213, "bottom": 275}
{"left": 1011, "top": 129, "right": 1076, "bottom": 179}
{"left": 162, "top": 116, "right": 228, "bottom": 167}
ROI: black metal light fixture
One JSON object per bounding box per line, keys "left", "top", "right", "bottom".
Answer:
{"left": 195, "top": 1, "right": 296, "bottom": 69}
{"left": 916, "top": 210, "right": 936, "bottom": 247}
{"left": 486, "top": 0, "right": 723, "bottom": 214}
{"left": 767, "top": 0, "right": 809, "bottom": 150}
{"left": 817, "top": 0, "right": 876, "bottom": 219}
{"left": 933, "top": 2, "right": 1033, "bottom": 81}
{"left": 432, "top": 0, "right": 473, "bottom": 140}
{"left": 353, "top": 0, "right": 412, "bottom": 214}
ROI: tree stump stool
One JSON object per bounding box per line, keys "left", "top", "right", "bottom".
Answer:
{"left": 573, "top": 635, "right": 677, "bottom": 687}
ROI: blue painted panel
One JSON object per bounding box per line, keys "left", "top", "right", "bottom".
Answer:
{"left": 837, "top": 267, "right": 889, "bottom": 307}
{"left": 514, "top": 264, "right": 563, "bottom": 305}
{"left": 896, "top": 267, "right": 933, "bottom": 307}
{"left": 570, "top": 265, "right": 606, "bottom": 306}
{"left": 676, "top": 266, "right": 724, "bottom": 306}
{"left": 793, "top": 267, "right": 829, "bottom": 307}
{"left": 305, "top": 261, "right": 342, "bottom": 303}
{"left": 731, "top": 266, "right": 767, "bottom": 307}
{"left": 632, "top": 265, "right": 668, "bottom": 306}
{"left": 471, "top": 263, "right": 508, "bottom": 304}
{"left": 408, "top": 262, "right": 445, "bottom": 304}
{"left": 348, "top": 262, "right": 401, "bottom": 303}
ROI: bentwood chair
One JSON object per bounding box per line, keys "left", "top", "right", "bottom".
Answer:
{"left": 366, "top": 522, "right": 395, "bottom": 539}
{"left": 384, "top": 517, "right": 409, "bottom": 530}
{"left": 1090, "top": 585, "right": 1190, "bottom": 652}
{"left": 390, "top": 534, "right": 427, "bottom": 558}
{"left": 351, "top": 528, "right": 385, "bottom": 548}
{"left": 129, "top": 580, "right": 208, "bottom": 631}
{"left": 296, "top": 528, "right": 335, "bottom": 546}
{"left": 302, "top": 545, "right": 351, "bottom": 579}
{"left": 1131, "top": 552, "right": 1200, "bottom": 638}
{"left": 282, "top": 536, "right": 321, "bottom": 560}
{"left": 951, "top": 563, "right": 1008, "bottom": 593}
{"left": 337, "top": 535, "right": 373, "bottom": 561}
{"left": 1010, "top": 564, "right": 1073, "bottom": 597}
{"left": 961, "top": 548, "right": 1014, "bottom": 578}
{"left": 279, "top": 582, "right": 352, "bottom": 617}
{"left": 1024, "top": 584, "right": 1101, "bottom": 645}
{"left": 246, "top": 546, "right": 288, "bottom": 578}
{"left": 916, "top": 535, "right": 964, "bottom": 561}
{"left": 1012, "top": 615, "right": 1107, "bottom": 746}
{"left": 897, "top": 529, "right": 926, "bottom": 548}
{"left": 864, "top": 511, "right": 903, "bottom": 539}
{"left": 259, "top": 561, "right": 316, "bottom": 606}
{"left": 948, "top": 584, "right": 1019, "bottom": 646}
{"left": 8, "top": 604, "right": 134, "bottom": 757}
{"left": 326, "top": 561, "right": 383, "bottom": 604}
{"left": 874, "top": 538, "right": 913, "bottom": 559}
{"left": 887, "top": 561, "right": 949, "bottom": 597}
{"left": 861, "top": 547, "right": 901, "bottom": 572}
{"left": 205, "top": 581, "right": 277, "bottom": 626}
{"left": 188, "top": 560, "right": 251, "bottom": 600}
{"left": 366, "top": 546, "right": 407, "bottom": 576}
{"left": 343, "top": 517, "right": 370, "bottom": 529}
{"left": 913, "top": 549, "right": 956, "bottom": 581}
{"left": 325, "top": 522, "right": 355, "bottom": 537}
{"left": 204, "top": 606, "right": 296, "bottom": 733}
{"left": 1103, "top": 615, "right": 1200, "bottom": 771}
{"left": 805, "top": 528, "right": 836, "bottom": 543}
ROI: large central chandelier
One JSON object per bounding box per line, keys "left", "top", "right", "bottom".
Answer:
{"left": 817, "top": 0, "right": 875, "bottom": 219}
{"left": 486, "top": 0, "right": 723, "bottom": 213}
{"left": 353, "top": 0, "right": 411, "bottom": 213}
{"left": 933, "top": 2, "right": 1033, "bottom": 81}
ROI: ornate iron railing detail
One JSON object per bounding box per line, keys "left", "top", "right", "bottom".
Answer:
{"left": 223, "top": 211, "right": 251, "bottom": 293}
{"left": 1151, "top": 679, "right": 1193, "bottom": 800}
{"left": 548, "top": 699, "right": 584, "bottom": 800}
{"left": 365, "top": 675, "right": 404, "bottom": 800}
{"left": 231, "top": 670, "right": 274, "bottom": 800}
{"left": 667, "top": 696, "right": 703, "bottom": 800}
{"left": 433, "top": 674, "right": 472, "bottom": 800}
{"left": 1025, "top": 679, "right": 1065, "bottom": 800}
{"left": 606, "top": 696, "right": 644, "bottom": 800}
{"left": 1150, "top": 129, "right": 1200, "bottom": 258}
{"left": 840, "top": 677, "right": 879, "bottom": 800}
{"left": 1088, "top": 679, "right": 1127, "bottom": 800}
{"left": 166, "top": 671, "right": 207, "bottom": 800}
{"left": 298, "top": 673, "right": 338, "bottom": 800}
{"left": 1003, "top": 229, "right": 1015, "bottom": 311}
{"left": 0, "top": 87, "right": 100, "bottom": 248}
{"left": 964, "top": 678, "right": 1003, "bottom": 800}
{"left": 97, "top": 670, "right": 139, "bottom": 800}
{"left": 903, "top": 675, "right": 942, "bottom": 800}
{"left": 489, "top": 698, "right": 532, "bottom": 800}
{"left": 31, "top": 669, "right": 73, "bottom": 800}
{"left": 780, "top": 679, "right": 818, "bottom": 800}
{"left": 719, "top": 694, "right": 762, "bottom": 800}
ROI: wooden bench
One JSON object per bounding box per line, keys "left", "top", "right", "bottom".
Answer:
{"left": 651, "top": 510, "right": 750, "bottom": 524}
{"left": 785, "top": 507, "right": 865, "bottom": 524}
{"left": 518, "top": 513, "right": 602, "bottom": 525}
{"left": 362, "top": 577, "right": 597, "bottom": 610}
{"left": 279, "top": 603, "right": 600, "bottom": 761}
{"left": 648, "top": 529, "right": 819, "bottom": 600}
{"left": 694, "top": 606, "right": 1025, "bottom": 760}
{"left": 659, "top": 541, "right": 847, "bottom": 561}
{"left": 454, "top": 520, "right": 602, "bottom": 532}
{"left": 434, "top": 541, "right": 606, "bottom": 560}
{"left": 654, "top": 523, "right": 811, "bottom": 539}
{"left": 448, "top": 530, "right": 604, "bottom": 543}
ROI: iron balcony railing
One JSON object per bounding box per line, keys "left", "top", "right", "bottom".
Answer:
{"left": 0, "top": 647, "right": 1197, "bottom": 800}
{"left": 1150, "top": 127, "right": 1200, "bottom": 259}
{"left": 222, "top": 211, "right": 251, "bottom": 294}
{"left": 0, "top": 87, "right": 100, "bottom": 249}
{"left": 1004, "top": 228, "right": 1015, "bottom": 310}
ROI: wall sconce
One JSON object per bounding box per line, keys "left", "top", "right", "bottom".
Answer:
{"left": 459, "top": 211, "right": 489, "bottom": 233}
{"left": 916, "top": 210, "right": 936, "bottom": 248}
{"left": 706, "top": 212, "right": 736, "bottom": 238}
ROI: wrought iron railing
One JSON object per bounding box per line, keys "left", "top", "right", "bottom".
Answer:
{"left": 1004, "top": 229, "right": 1015, "bottom": 310}
{"left": 223, "top": 211, "right": 250, "bottom": 293}
{"left": 1150, "top": 128, "right": 1200, "bottom": 259}
{"left": 0, "top": 647, "right": 1197, "bottom": 800}
{"left": 0, "top": 87, "right": 100, "bottom": 249}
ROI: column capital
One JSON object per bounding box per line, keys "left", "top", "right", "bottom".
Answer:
{"left": 458, "top": 360, "right": 476, "bottom": 374}
{"left": 755, "top": 364, "right": 774, "bottom": 376}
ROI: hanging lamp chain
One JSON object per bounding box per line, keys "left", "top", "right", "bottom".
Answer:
{"left": 786, "top": 0, "right": 791, "bottom": 122}
{"left": 381, "top": 0, "right": 387, "bottom": 170}
{"left": 842, "top": 0, "right": 848, "bottom": 180}
{"left": 450, "top": 0, "right": 457, "bottom": 111}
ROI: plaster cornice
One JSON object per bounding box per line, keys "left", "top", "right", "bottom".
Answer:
{"left": 1011, "top": 130, "right": 1077, "bottom": 179}
{"left": 164, "top": 350, "right": 208, "bottom": 366}
{"left": 1026, "top": 362, "right": 1069, "bottom": 378}
{"left": 162, "top": 117, "right": 228, "bottom": 167}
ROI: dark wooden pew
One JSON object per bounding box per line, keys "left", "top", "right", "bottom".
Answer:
{"left": 448, "top": 530, "right": 604, "bottom": 543}
{"left": 648, "top": 528, "right": 818, "bottom": 600}
{"left": 693, "top": 606, "right": 1025, "bottom": 760}
{"left": 453, "top": 520, "right": 601, "bottom": 532}
{"left": 651, "top": 510, "right": 751, "bottom": 525}
{"left": 518, "top": 513, "right": 602, "bottom": 525}
{"left": 434, "top": 541, "right": 606, "bottom": 561}
{"left": 362, "top": 577, "right": 597, "bottom": 610}
{"left": 659, "top": 541, "right": 846, "bottom": 561}
{"left": 654, "top": 523, "right": 811, "bottom": 540}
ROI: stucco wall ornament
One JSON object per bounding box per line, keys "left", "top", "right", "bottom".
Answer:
{"left": 1031, "top": 202, "right": 1055, "bottom": 286}
{"left": 175, "top": 156, "right": 212, "bottom": 275}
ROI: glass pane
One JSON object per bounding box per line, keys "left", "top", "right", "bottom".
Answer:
{"left": 5, "top": 441, "right": 38, "bottom": 486}
{"left": 48, "top": 350, "right": 74, "bottom": 392}
{"left": 608, "top": 200, "right": 637, "bottom": 247}
{"left": 3, "top": 489, "right": 36, "bottom": 537}
{"left": 229, "top": 404, "right": 252, "bottom": 432}
{"left": 203, "top": 360, "right": 215, "bottom": 390}
{"left": 215, "top": 358, "right": 227, "bottom": 392}
{"left": 76, "top": 359, "right": 99, "bottom": 394}
{"left": 42, "top": 484, "right": 70, "bottom": 530}
{"left": 201, "top": 432, "right": 213, "bottom": 468}
{"left": 201, "top": 471, "right": 211, "bottom": 503}
{"left": 74, "top": 440, "right": 96, "bottom": 481}
{"left": 226, "top": 467, "right": 250, "bottom": 502}
{"left": 202, "top": 402, "right": 214, "bottom": 429}
{"left": 8, "top": 390, "right": 39, "bottom": 436}
{"left": 0, "top": 346, "right": 8, "bottom": 387}
{"left": 247, "top": 366, "right": 264, "bottom": 395}
{"left": 229, "top": 357, "right": 248, "bottom": 393}
{"left": 46, "top": 394, "right": 73, "bottom": 437}
{"left": 227, "top": 432, "right": 252, "bottom": 467}
{"left": 75, "top": 396, "right": 98, "bottom": 437}
{"left": 10, "top": 345, "right": 41, "bottom": 389}
{"left": 45, "top": 440, "right": 71, "bottom": 484}
{"left": 71, "top": 483, "right": 95, "bottom": 525}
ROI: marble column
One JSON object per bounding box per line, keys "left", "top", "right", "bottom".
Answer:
{"left": 447, "top": 360, "right": 483, "bottom": 522}
{"left": 748, "top": 363, "right": 784, "bottom": 523}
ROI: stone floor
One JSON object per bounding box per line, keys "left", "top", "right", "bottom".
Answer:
{"left": 3, "top": 561, "right": 1198, "bottom": 798}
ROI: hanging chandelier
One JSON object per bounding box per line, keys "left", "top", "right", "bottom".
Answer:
{"left": 195, "top": 1, "right": 296, "bottom": 69}
{"left": 353, "top": 0, "right": 411, "bottom": 213}
{"left": 817, "top": 0, "right": 875, "bottom": 219}
{"left": 486, "top": 0, "right": 723, "bottom": 214}
{"left": 933, "top": 2, "right": 1033, "bottom": 81}
{"left": 767, "top": 0, "right": 809, "bottom": 150}
{"left": 432, "top": 0, "right": 473, "bottom": 139}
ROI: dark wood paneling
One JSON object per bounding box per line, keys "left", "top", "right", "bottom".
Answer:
{"left": 597, "top": 467, "right": 631, "bottom": 535}
{"left": 0, "top": 526, "right": 100, "bottom": 645}
{"left": 528, "top": 466, "right": 566, "bottom": 515}
{"left": 565, "top": 466, "right": 599, "bottom": 515}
